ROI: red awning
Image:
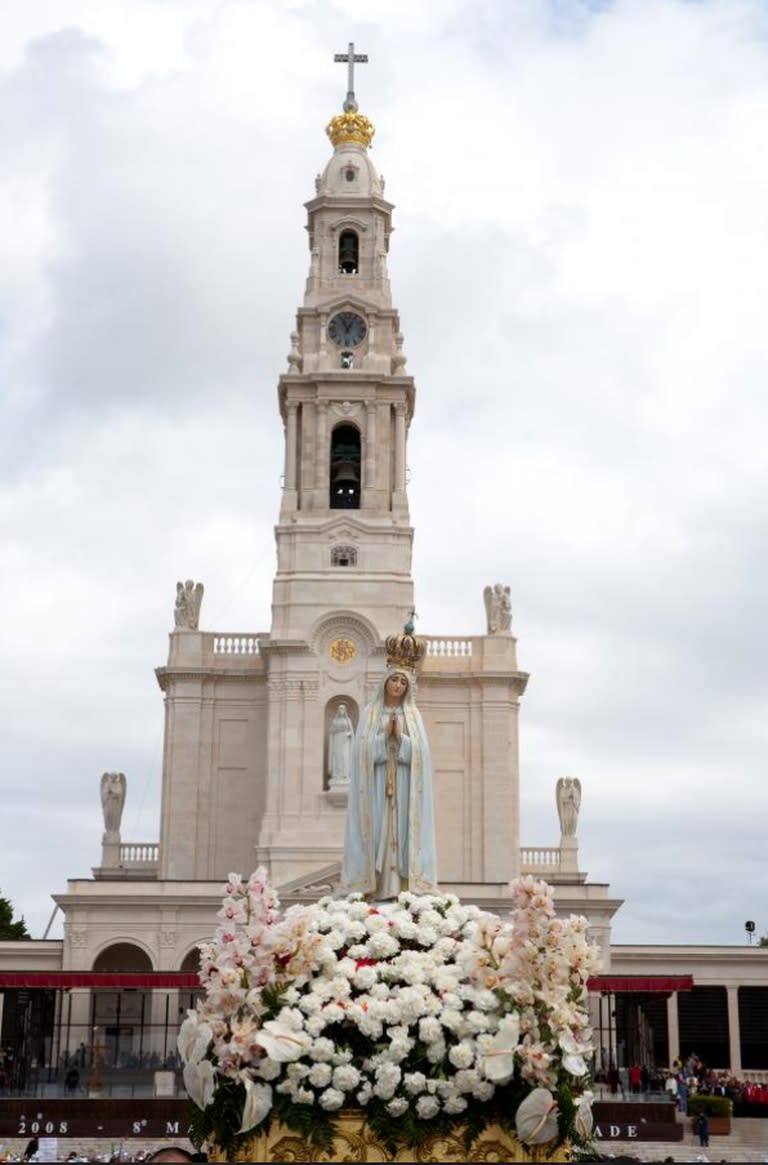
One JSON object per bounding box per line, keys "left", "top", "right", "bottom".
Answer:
{"left": 588, "top": 975, "right": 694, "bottom": 993}
{"left": 0, "top": 972, "right": 200, "bottom": 989}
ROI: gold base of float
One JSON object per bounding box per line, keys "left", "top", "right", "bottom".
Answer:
{"left": 206, "top": 1108, "right": 570, "bottom": 1162}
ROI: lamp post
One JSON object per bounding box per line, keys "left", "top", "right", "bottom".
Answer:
{"left": 745, "top": 920, "right": 756, "bottom": 945}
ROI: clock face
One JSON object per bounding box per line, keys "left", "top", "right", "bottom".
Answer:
{"left": 328, "top": 311, "right": 367, "bottom": 348}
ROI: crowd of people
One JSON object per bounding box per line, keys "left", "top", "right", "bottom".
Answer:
{"left": 1, "top": 1144, "right": 204, "bottom": 1163}
{"left": 662, "top": 1051, "right": 768, "bottom": 1115}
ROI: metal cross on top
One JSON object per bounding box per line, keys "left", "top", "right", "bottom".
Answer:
{"left": 334, "top": 41, "right": 368, "bottom": 112}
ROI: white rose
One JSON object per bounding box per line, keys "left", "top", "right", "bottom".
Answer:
{"left": 373, "top": 1062, "right": 401, "bottom": 1100}
{"left": 418, "top": 1017, "right": 441, "bottom": 1044}
{"left": 308, "top": 1062, "right": 332, "bottom": 1088}
{"left": 326, "top": 1063, "right": 354, "bottom": 1088}
{"left": 448, "top": 1041, "right": 475, "bottom": 1069}
{"left": 319, "top": 1087, "right": 345, "bottom": 1111}
{"left": 415, "top": 1094, "right": 440, "bottom": 1119}
{"left": 305, "top": 1014, "right": 328, "bottom": 1037}
{"left": 353, "top": 966, "right": 378, "bottom": 990}
{"left": 472, "top": 1080, "right": 495, "bottom": 1102}
{"left": 307, "top": 1037, "right": 334, "bottom": 1062}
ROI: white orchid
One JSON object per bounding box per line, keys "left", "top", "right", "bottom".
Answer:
{"left": 481, "top": 1014, "right": 521, "bottom": 1083}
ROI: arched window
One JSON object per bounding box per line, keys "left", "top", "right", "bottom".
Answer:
{"left": 330, "top": 424, "right": 361, "bottom": 509}
{"left": 331, "top": 545, "right": 358, "bottom": 567}
{"left": 338, "top": 230, "right": 359, "bottom": 274}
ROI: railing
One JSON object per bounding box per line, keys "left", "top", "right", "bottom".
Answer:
{"left": 213, "top": 634, "right": 261, "bottom": 655}
{"left": 520, "top": 846, "right": 562, "bottom": 868}
{"left": 425, "top": 638, "right": 473, "bottom": 657}
{"left": 119, "top": 843, "right": 159, "bottom": 865}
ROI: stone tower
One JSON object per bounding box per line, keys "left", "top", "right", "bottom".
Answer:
{"left": 153, "top": 68, "right": 533, "bottom": 895}
{"left": 51, "top": 54, "right": 620, "bottom": 988}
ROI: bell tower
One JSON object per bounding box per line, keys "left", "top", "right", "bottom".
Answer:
{"left": 272, "top": 46, "right": 415, "bottom": 642}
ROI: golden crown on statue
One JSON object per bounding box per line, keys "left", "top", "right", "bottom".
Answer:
{"left": 385, "top": 620, "right": 427, "bottom": 675}
{"left": 326, "top": 109, "right": 376, "bottom": 149}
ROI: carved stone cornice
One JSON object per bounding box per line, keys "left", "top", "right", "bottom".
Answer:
{"left": 259, "top": 639, "right": 311, "bottom": 657}
{"left": 267, "top": 678, "right": 320, "bottom": 697}
{"left": 155, "top": 667, "right": 266, "bottom": 691}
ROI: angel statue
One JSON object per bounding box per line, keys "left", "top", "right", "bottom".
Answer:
{"left": 484, "top": 583, "right": 512, "bottom": 634}
{"left": 556, "top": 776, "right": 581, "bottom": 838}
{"left": 100, "top": 772, "right": 127, "bottom": 837}
{"left": 174, "top": 579, "right": 204, "bottom": 630}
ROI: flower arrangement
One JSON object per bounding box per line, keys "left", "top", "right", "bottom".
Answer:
{"left": 179, "top": 869, "right": 600, "bottom": 1158}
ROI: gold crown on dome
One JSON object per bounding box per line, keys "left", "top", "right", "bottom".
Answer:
{"left": 385, "top": 623, "right": 427, "bottom": 675}
{"left": 326, "top": 109, "right": 376, "bottom": 149}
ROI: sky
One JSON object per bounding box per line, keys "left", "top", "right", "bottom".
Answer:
{"left": 2, "top": 0, "right": 768, "bottom": 948}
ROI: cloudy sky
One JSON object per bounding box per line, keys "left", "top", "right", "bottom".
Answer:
{"left": 2, "top": 0, "right": 768, "bottom": 948}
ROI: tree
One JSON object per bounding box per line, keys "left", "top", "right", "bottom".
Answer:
{"left": 0, "top": 891, "right": 30, "bottom": 940}
{"left": 759, "top": 934, "right": 768, "bottom": 948}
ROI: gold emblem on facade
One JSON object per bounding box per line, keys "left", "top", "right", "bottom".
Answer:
{"left": 329, "top": 637, "right": 357, "bottom": 664}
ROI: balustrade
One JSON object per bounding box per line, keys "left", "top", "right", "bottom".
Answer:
{"left": 520, "top": 846, "right": 562, "bottom": 868}
{"left": 425, "top": 638, "right": 473, "bottom": 657}
{"left": 212, "top": 634, "right": 261, "bottom": 655}
{"left": 119, "top": 843, "right": 159, "bottom": 865}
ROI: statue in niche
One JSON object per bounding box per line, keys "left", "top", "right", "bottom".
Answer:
{"left": 556, "top": 777, "right": 582, "bottom": 838}
{"left": 100, "top": 772, "right": 126, "bottom": 836}
{"left": 341, "top": 623, "right": 437, "bottom": 899}
{"left": 328, "top": 704, "right": 354, "bottom": 789}
{"left": 484, "top": 583, "right": 512, "bottom": 634}
{"left": 174, "top": 579, "right": 204, "bottom": 630}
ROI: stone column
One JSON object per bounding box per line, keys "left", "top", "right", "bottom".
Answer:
{"left": 316, "top": 402, "right": 328, "bottom": 494}
{"left": 393, "top": 402, "right": 406, "bottom": 504}
{"left": 284, "top": 402, "right": 298, "bottom": 491}
{"left": 666, "top": 992, "right": 680, "bottom": 1065}
{"left": 726, "top": 984, "right": 741, "bottom": 1074}
{"left": 364, "top": 401, "right": 376, "bottom": 505}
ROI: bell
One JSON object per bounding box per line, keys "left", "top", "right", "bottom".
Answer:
{"left": 332, "top": 460, "right": 359, "bottom": 484}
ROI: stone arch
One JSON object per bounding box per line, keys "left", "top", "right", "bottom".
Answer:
{"left": 179, "top": 947, "right": 202, "bottom": 974}
{"left": 338, "top": 228, "right": 359, "bottom": 274}
{"left": 178, "top": 947, "right": 205, "bottom": 1017}
{"left": 330, "top": 422, "right": 361, "bottom": 509}
{"left": 92, "top": 941, "right": 154, "bottom": 972}
{"left": 309, "top": 610, "right": 380, "bottom": 661}
{"left": 90, "top": 942, "right": 154, "bottom": 1073}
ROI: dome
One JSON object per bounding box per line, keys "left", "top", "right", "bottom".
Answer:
{"left": 316, "top": 139, "right": 384, "bottom": 199}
